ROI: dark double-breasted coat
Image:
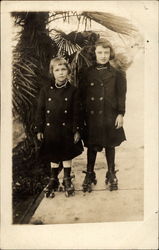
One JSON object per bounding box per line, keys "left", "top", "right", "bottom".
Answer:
{"left": 79, "top": 63, "right": 127, "bottom": 148}
{"left": 35, "top": 81, "right": 83, "bottom": 163}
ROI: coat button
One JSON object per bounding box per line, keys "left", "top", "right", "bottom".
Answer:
{"left": 48, "top": 98, "right": 52, "bottom": 101}
{"left": 64, "top": 110, "right": 68, "bottom": 114}
{"left": 50, "top": 86, "right": 53, "bottom": 89}
{"left": 46, "top": 110, "right": 50, "bottom": 114}
{"left": 91, "top": 97, "right": 95, "bottom": 101}
{"left": 99, "top": 110, "right": 103, "bottom": 114}
{"left": 64, "top": 98, "right": 68, "bottom": 101}
{"left": 62, "top": 122, "right": 66, "bottom": 126}
{"left": 46, "top": 123, "right": 50, "bottom": 126}
{"left": 99, "top": 97, "right": 103, "bottom": 101}
{"left": 90, "top": 110, "right": 94, "bottom": 114}
{"left": 90, "top": 82, "right": 94, "bottom": 86}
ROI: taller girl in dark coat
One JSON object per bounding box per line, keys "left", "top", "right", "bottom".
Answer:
{"left": 79, "top": 38, "right": 127, "bottom": 192}
{"left": 35, "top": 57, "right": 83, "bottom": 197}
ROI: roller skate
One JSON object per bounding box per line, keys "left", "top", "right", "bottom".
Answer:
{"left": 63, "top": 176, "right": 75, "bottom": 197}
{"left": 105, "top": 170, "right": 118, "bottom": 191}
{"left": 82, "top": 171, "right": 97, "bottom": 193}
{"left": 44, "top": 177, "right": 59, "bottom": 198}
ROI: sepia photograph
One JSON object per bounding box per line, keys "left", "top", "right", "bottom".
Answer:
{"left": 1, "top": 1, "right": 158, "bottom": 249}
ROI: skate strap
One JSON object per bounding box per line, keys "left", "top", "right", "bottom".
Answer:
{"left": 82, "top": 171, "right": 87, "bottom": 174}
{"left": 82, "top": 171, "right": 94, "bottom": 175}
{"left": 63, "top": 175, "right": 75, "bottom": 180}
{"left": 50, "top": 177, "right": 58, "bottom": 181}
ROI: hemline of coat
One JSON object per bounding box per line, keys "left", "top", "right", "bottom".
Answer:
{"left": 35, "top": 81, "right": 83, "bottom": 163}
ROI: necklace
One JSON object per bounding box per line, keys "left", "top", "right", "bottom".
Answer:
{"left": 55, "top": 81, "right": 67, "bottom": 89}
{"left": 96, "top": 66, "right": 107, "bottom": 70}
{"left": 96, "top": 63, "right": 108, "bottom": 70}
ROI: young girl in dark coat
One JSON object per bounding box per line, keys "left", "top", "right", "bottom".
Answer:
{"left": 79, "top": 38, "right": 127, "bottom": 192}
{"left": 35, "top": 57, "right": 83, "bottom": 197}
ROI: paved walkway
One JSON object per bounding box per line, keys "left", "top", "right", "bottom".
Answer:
{"left": 30, "top": 144, "right": 144, "bottom": 224}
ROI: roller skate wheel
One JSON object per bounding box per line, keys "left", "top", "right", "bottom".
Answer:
{"left": 59, "top": 186, "right": 63, "bottom": 192}
{"left": 105, "top": 179, "right": 109, "bottom": 185}
{"left": 82, "top": 185, "right": 87, "bottom": 193}
{"left": 45, "top": 192, "right": 50, "bottom": 198}
{"left": 65, "top": 191, "right": 69, "bottom": 197}
{"left": 113, "top": 185, "right": 118, "bottom": 191}
{"left": 87, "top": 186, "right": 92, "bottom": 193}
{"left": 72, "top": 191, "right": 75, "bottom": 196}
{"left": 109, "top": 184, "right": 118, "bottom": 191}
{"left": 94, "top": 179, "right": 97, "bottom": 185}
{"left": 50, "top": 192, "right": 55, "bottom": 198}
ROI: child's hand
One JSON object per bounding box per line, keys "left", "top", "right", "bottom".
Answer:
{"left": 74, "top": 131, "right": 80, "bottom": 144}
{"left": 37, "top": 132, "right": 44, "bottom": 141}
{"left": 115, "top": 114, "right": 123, "bottom": 129}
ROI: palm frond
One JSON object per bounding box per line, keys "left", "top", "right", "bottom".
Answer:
{"left": 17, "top": 82, "right": 37, "bottom": 94}
{"left": 52, "top": 30, "right": 81, "bottom": 56}
{"left": 82, "top": 12, "right": 138, "bottom": 35}
{"left": 48, "top": 11, "right": 138, "bottom": 37}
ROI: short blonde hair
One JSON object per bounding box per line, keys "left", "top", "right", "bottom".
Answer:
{"left": 49, "top": 57, "right": 71, "bottom": 77}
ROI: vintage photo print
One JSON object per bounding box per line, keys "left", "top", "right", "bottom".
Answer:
{"left": 1, "top": 1, "right": 158, "bottom": 249}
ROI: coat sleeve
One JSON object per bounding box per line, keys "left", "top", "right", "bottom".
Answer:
{"left": 78, "top": 69, "right": 87, "bottom": 126}
{"left": 116, "top": 70, "right": 127, "bottom": 116}
{"left": 72, "top": 88, "right": 83, "bottom": 134}
{"left": 34, "top": 87, "right": 46, "bottom": 133}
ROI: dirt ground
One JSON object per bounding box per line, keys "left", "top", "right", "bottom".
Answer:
{"left": 30, "top": 48, "right": 144, "bottom": 225}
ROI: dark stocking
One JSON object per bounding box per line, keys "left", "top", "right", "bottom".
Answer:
{"left": 64, "top": 167, "right": 71, "bottom": 178}
{"left": 105, "top": 147, "right": 115, "bottom": 171}
{"left": 87, "top": 147, "right": 97, "bottom": 172}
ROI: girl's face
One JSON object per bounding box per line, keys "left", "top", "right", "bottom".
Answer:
{"left": 95, "top": 45, "right": 110, "bottom": 64}
{"left": 53, "top": 64, "right": 68, "bottom": 84}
